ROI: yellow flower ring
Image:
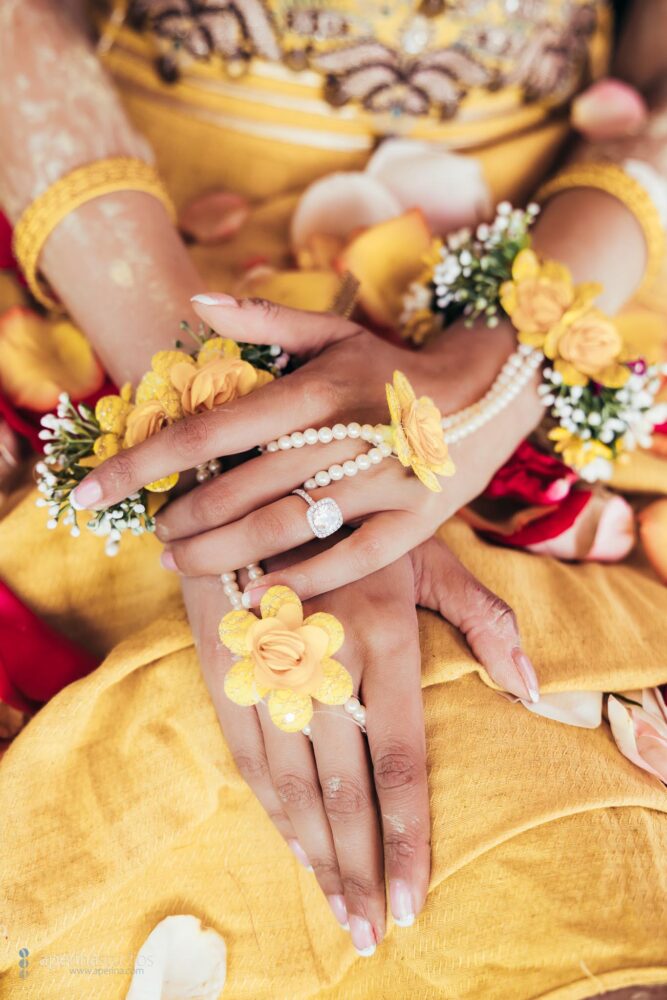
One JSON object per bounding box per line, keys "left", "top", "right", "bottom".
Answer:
{"left": 218, "top": 585, "right": 364, "bottom": 734}
{"left": 384, "top": 370, "right": 455, "bottom": 493}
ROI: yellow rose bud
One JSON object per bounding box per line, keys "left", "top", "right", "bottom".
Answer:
{"left": 170, "top": 357, "right": 260, "bottom": 415}
{"left": 248, "top": 609, "right": 328, "bottom": 695}
{"left": 554, "top": 309, "right": 623, "bottom": 378}
{"left": 123, "top": 399, "right": 170, "bottom": 448}
{"left": 403, "top": 397, "right": 450, "bottom": 469}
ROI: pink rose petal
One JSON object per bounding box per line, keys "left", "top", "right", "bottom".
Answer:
{"left": 291, "top": 172, "right": 401, "bottom": 250}
{"left": 179, "top": 191, "right": 250, "bottom": 245}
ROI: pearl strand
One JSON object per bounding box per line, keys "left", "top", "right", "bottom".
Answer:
{"left": 302, "top": 440, "right": 393, "bottom": 490}
{"left": 221, "top": 562, "right": 264, "bottom": 609}
{"left": 266, "top": 421, "right": 380, "bottom": 452}
{"left": 442, "top": 346, "right": 543, "bottom": 445}
{"left": 195, "top": 458, "right": 222, "bottom": 482}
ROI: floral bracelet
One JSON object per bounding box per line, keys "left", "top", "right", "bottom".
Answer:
{"left": 400, "top": 203, "right": 667, "bottom": 482}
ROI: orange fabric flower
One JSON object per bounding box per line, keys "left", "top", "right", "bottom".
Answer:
{"left": 170, "top": 357, "right": 271, "bottom": 414}
{"left": 544, "top": 308, "right": 629, "bottom": 387}
{"left": 218, "top": 586, "right": 352, "bottom": 733}
{"left": 385, "top": 370, "right": 454, "bottom": 492}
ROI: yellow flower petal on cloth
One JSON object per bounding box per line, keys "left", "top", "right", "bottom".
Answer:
{"left": 218, "top": 609, "right": 256, "bottom": 655}
{"left": 260, "top": 585, "right": 302, "bottom": 620}
{"left": 95, "top": 394, "right": 132, "bottom": 435}
{"left": 411, "top": 459, "right": 443, "bottom": 492}
{"left": 93, "top": 433, "right": 121, "bottom": 460}
{"left": 197, "top": 337, "right": 241, "bottom": 365}
{"left": 311, "top": 658, "right": 353, "bottom": 706}
{"left": 145, "top": 473, "right": 179, "bottom": 493}
{"left": 224, "top": 658, "right": 266, "bottom": 707}
{"left": 267, "top": 690, "right": 313, "bottom": 733}
{"left": 303, "top": 612, "right": 344, "bottom": 656}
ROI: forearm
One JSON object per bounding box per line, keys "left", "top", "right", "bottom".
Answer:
{"left": 0, "top": 0, "right": 202, "bottom": 385}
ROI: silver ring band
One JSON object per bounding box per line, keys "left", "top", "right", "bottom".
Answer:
{"left": 292, "top": 488, "right": 344, "bottom": 539}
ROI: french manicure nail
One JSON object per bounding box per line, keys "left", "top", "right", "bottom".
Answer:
{"left": 160, "top": 550, "right": 178, "bottom": 572}
{"left": 287, "top": 839, "right": 313, "bottom": 871}
{"left": 348, "top": 916, "right": 376, "bottom": 957}
{"left": 70, "top": 479, "right": 102, "bottom": 509}
{"left": 389, "top": 879, "right": 415, "bottom": 927}
{"left": 512, "top": 647, "right": 540, "bottom": 703}
{"left": 190, "top": 292, "right": 238, "bottom": 307}
{"left": 243, "top": 584, "right": 270, "bottom": 609}
{"left": 327, "top": 894, "right": 349, "bottom": 930}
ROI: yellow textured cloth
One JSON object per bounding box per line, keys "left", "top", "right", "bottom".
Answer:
{"left": 1, "top": 18, "right": 667, "bottom": 997}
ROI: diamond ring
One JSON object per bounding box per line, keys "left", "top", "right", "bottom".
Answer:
{"left": 292, "top": 488, "right": 344, "bottom": 540}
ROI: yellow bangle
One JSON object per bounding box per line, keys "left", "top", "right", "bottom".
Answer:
{"left": 537, "top": 162, "right": 665, "bottom": 297}
{"left": 12, "top": 157, "right": 176, "bottom": 312}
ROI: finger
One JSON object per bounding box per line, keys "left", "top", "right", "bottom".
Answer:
{"left": 181, "top": 576, "right": 302, "bottom": 852}
{"left": 571, "top": 79, "right": 647, "bottom": 141}
{"left": 191, "top": 295, "right": 362, "bottom": 354}
{"left": 413, "top": 536, "right": 540, "bottom": 703}
{"left": 156, "top": 436, "right": 379, "bottom": 543}
{"left": 70, "top": 366, "right": 338, "bottom": 510}
{"left": 242, "top": 511, "right": 422, "bottom": 606}
{"left": 162, "top": 481, "right": 375, "bottom": 577}
{"left": 310, "top": 694, "right": 386, "bottom": 956}
{"left": 362, "top": 608, "right": 430, "bottom": 929}
{"left": 258, "top": 706, "right": 350, "bottom": 931}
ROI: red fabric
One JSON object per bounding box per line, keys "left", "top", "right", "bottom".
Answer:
{"left": 480, "top": 489, "right": 593, "bottom": 548}
{"left": 485, "top": 440, "right": 578, "bottom": 505}
{"left": 0, "top": 212, "right": 14, "bottom": 271}
{"left": 0, "top": 582, "right": 98, "bottom": 713}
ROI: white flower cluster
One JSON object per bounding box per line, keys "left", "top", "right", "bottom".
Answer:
{"left": 35, "top": 393, "right": 154, "bottom": 556}
{"left": 538, "top": 362, "right": 667, "bottom": 482}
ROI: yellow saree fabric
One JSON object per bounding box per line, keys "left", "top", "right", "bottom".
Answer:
{"left": 1, "top": 12, "right": 667, "bottom": 997}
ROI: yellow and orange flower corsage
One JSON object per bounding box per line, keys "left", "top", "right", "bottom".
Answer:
{"left": 219, "top": 585, "right": 353, "bottom": 733}
{"left": 385, "top": 370, "right": 455, "bottom": 492}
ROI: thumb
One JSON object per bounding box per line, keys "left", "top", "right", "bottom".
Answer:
{"left": 571, "top": 78, "right": 647, "bottom": 141}
{"left": 411, "top": 536, "right": 540, "bottom": 704}
{"left": 190, "top": 292, "right": 361, "bottom": 355}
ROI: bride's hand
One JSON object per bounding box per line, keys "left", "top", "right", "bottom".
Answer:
{"left": 183, "top": 533, "right": 537, "bottom": 955}
{"left": 72, "top": 298, "right": 541, "bottom": 602}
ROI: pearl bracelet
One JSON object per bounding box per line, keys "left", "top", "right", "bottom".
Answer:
{"left": 265, "top": 421, "right": 394, "bottom": 490}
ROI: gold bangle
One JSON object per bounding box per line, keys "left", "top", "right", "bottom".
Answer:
{"left": 537, "top": 162, "right": 665, "bottom": 297}
{"left": 12, "top": 157, "right": 176, "bottom": 312}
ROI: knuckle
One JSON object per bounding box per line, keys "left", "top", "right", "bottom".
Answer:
{"left": 232, "top": 749, "right": 269, "bottom": 783}
{"left": 191, "top": 479, "right": 230, "bottom": 528}
{"left": 309, "top": 855, "right": 341, "bottom": 881}
{"left": 244, "top": 297, "right": 282, "bottom": 320}
{"left": 104, "top": 452, "right": 136, "bottom": 492}
{"left": 321, "top": 774, "right": 369, "bottom": 822}
{"left": 384, "top": 830, "right": 427, "bottom": 868}
{"left": 169, "top": 413, "right": 211, "bottom": 459}
{"left": 373, "top": 742, "right": 422, "bottom": 792}
{"left": 301, "top": 372, "right": 344, "bottom": 414}
{"left": 248, "top": 505, "right": 288, "bottom": 551}
{"left": 350, "top": 532, "right": 384, "bottom": 575}
{"left": 169, "top": 540, "right": 197, "bottom": 575}
{"left": 341, "top": 871, "right": 383, "bottom": 901}
{"left": 274, "top": 772, "right": 319, "bottom": 811}
{"left": 464, "top": 579, "right": 517, "bottom": 633}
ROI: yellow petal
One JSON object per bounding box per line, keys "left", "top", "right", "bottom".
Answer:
{"left": 224, "top": 658, "right": 264, "bottom": 707}
{"left": 393, "top": 425, "right": 413, "bottom": 468}
{"left": 548, "top": 426, "right": 572, "bottom": 442}
{"left": 595, "top": 363, "right": 630, "bottom": 388}
{"left": 267, "top": 690, "right": 313, "bottom": 733}
{"left": 571, "top": 281, "right": 603, "bottom": 309}
{"left": 499, "top": 281, "right": 517, "bottom": 316}
{"left": 145, "top": 472, "right": 179, "bottom": 493}
{"left": 512, "top": 248, "right": 540, "bottom": 281}
{"left": 392, "top": 370, "right": 416, "bottom": 411}
{"left": 542, "top": 326, "right": 562, "bottom": 360}
{"left": 303, "top": 612, "right": 345, "bottom": 656}
{"left": 135, "top": 371, "right": 184, "bottom": 421}
{"left": 311, "top": 658, "right": 354, "bottom": 706}
{"left": 260, "top": 585, "right": 302, "bottom": 620}
{"left": 76, "top": 454, "right": 102, "bottom": 469}
{"left": 151, "top": 350, "right": 192, "bottom": 377}
{"left": 431, "top": 454, "right": 456, "bottom": 477}
{"left": 411, "top": 459, "right": 442, "bottom": 493}
{"left": 197, "top": 337, "right": 241, "bottom": 364}
{"left": 517, "top": 330, "right": 547, "bottom": 349}
{"left": 553, "top": 359, "right": 589, "bottom": 387}
{"left": 218, "top": 609, "right": 256, "bottom": 655}
{"left": 95, "top": 394, "right": 132, "bottom": 435}
{"left": 385, "top": 383, "right": 401, "bottom": 427}
{"left": 541, "top": 259, "right": 573, "bottom": 287}
{"left": 253, "top": 368, "right": 275, "bottom": 389}
{"left": 92, "top": 433, "right": 121, "bottom": 460}
{"left": 120, "top": 382, "right": 133, "bottom": 402}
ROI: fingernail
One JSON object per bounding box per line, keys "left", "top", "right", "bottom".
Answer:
{"left": 70, "top": 479, "right": 102, "bottom": 509}
{"left": 327, "top": 894, "right": 349, "bottom": 930}
{"left": 191, "top": 293, "right": 238, "bottom": 307}
{"left": 287, "top": 839, "right": 313, "bottom": 871}
{"left": 154, "top": 521, "right": 169, "bottom": 541}
{"left": 243, "top": 584, "right": 270, "bottom": 609}
{"left": 160, "top": 549, "right": 178, "bottom": 572}
{"left": 348, "top": 915, "right": 376, "bottom": 957}
{"left": 512, "top": 647, "right": 540, "bottom": 703}
{"left": 389, "top": 879, "right": 415, "bottom": 927}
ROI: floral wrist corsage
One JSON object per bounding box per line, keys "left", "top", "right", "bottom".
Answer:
{"left": 36, "top": 326, "right": 287, "bottom": 554}
{"left": 401, "top": 203, "right": 667, "bottom": 482}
